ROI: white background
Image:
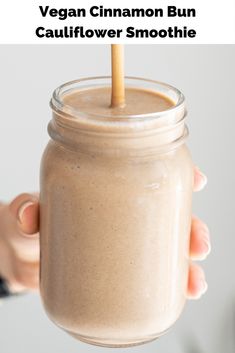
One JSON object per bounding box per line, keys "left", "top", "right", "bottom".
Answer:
{"left": 0, "top": 44, "right": 234, "bottom": 352}
{"left": 0, "top": 0, "right": 235, "bottom": 44}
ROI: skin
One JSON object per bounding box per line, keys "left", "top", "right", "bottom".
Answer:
{"left": 0, "top": 167, "right": 210, "bottom": 298}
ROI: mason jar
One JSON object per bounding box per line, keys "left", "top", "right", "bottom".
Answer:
{"left": 40, "top": 77, "right": 193, "bottom": 347}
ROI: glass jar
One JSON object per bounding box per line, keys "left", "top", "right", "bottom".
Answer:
{"left": 40, "top": 77, "right": 193, "bottom": 347}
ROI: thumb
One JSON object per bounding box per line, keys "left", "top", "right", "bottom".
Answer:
{"left": 9, "top": 193, "right": 39, "bottom": 236}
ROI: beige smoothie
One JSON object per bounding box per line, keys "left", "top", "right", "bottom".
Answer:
{"left": 40, "top": 46, "right": 193, "bottom": 347}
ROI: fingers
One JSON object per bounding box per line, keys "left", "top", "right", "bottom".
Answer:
{"left": 9, "top": 193, "right": 39, "bottom": 236}
{"left": 0, "top": 194, "right": 40, "bottom": 293}
{"left": 190, "top": 166, "right": 209, "bottom": 300}
{"left": 18, "top": 202, "right": 39, "bottom": 235}
{"left": 190, "top": 217, "right": 211, "bottom": 260}
{"left": 188, "top": 215, "right": 210, "bottom": 299}
{"left": 187, "top": 263, "right": 208, "bottom": 299}
{"left": 193, "top": 166, "right": 207, "bottom": 192}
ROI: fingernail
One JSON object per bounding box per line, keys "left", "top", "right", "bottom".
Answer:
{"left": 18, "top": 201, "right": 34, "bottom": 224}
{"left": 195, "top": 231, "right": 211, "bottom": 261}
{"left": 199, "top": 279, "right": 208, "bottom": 297}
{"left": 200, "top": 222, "right": 210, "bottom": 234}
{"left": 189, "top": 279, "right": 208, "bottom": 300}
{"left": 195, "top": 166, "right": 208, "bottom": 188}
{"left": 201, "top": 228, "right": 211, "bottom": 254}
{"left": 197, "top": 243, "right": 211, "bottom": 261}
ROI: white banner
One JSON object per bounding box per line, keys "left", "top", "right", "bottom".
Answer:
{"left": 0, "top": 0, "right": 234, "bottom": 44}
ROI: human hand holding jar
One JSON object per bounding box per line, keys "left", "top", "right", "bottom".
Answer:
{"left": 0, "top": 167, "right": 209, "bottom": 296}
{"left": 0, "top": 165, "right": 210, "bottom": 342}
{"left": 0, "top": 75, "right": 211, "bottom": 347}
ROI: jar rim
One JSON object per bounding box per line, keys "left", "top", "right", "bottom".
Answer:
{"left": 51, "top": 76, "right": 185, "bottom": 123}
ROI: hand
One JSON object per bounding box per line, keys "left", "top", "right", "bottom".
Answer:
{"left": 187, "top": 167, "right": 210, "bottom": 299}
{"left": 0, "top": 194, "right": 39, "bottom": 293}
{"left": 0, "top": 167, "right": 210, "bottom": 296}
